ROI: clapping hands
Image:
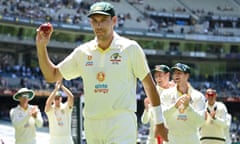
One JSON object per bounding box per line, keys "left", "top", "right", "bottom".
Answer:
{"left": 175, "top": 94, "right": 191, "bottom": 109}
{"left": 30, "top": 106, "right": 40, "bottom": 118}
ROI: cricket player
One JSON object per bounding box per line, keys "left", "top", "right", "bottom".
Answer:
{"left": 141, "top": 65, "right": 173, "bottom": 144}
{"left": 199, "top": 88, "right": 228, "bottom": 144}
{"left": 36, "top": 1, "right": 168, "bottom": 143}
{"left": 160, "top": 63, "right": 206, "bottom": 144}
{"left": 45, "top": 81, "right": 74, "bottom": 144}
{"left": 225, "top": 113, "right": 232, "bottom": 144}
{"left": 10, "top": 88, "right": 43, "bottom": 144}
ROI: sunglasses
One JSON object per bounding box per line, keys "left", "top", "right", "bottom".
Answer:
{"left": 206, "top": 93, "right": 216, "bottom": 97}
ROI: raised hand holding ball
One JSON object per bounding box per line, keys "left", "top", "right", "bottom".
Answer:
{"left": 37, "top": 22, "right": 53, "bottom": 38}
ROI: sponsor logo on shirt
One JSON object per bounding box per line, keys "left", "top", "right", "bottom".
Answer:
{"left": 85, "top": 55, "right": 93, "bottom": 66}
{"left": 54, "top": 109, "right": 65, "bottom": 126}
{"left": 94, "top": 84, "right": 109, "bottom": 93}
{"left": 110, "top": 53, "right": 121, "bottom": 64}
{"left": 177, "top": 114, "right": 187, "bottom": 121}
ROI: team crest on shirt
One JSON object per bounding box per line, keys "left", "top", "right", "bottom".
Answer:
{"left": 85, "top": 55, "right": 93, "bottom": 66}
{"left": 177, "top": 107, "right": 187, "bottom": 121}
{"left": 110, "top": 53, "right": 121, "bottom": 64}
{"left": 95, "top": 72, "right": 109, "bottom": 93}
{"left": 97, "top": 72, "right": 105, "bottom": 82}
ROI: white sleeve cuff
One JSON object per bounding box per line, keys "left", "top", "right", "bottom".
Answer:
{"left": 151, "top": 105, "right": 164, "bottom": 124}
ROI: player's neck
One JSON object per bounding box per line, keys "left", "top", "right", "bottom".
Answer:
{"left": 54, "top": 103, "right": 61, "bottom": 108}
{"left": 177, "top": 83, "right": 188, "bottom": 94}
{"left": 160, "top": 82, "right": 169, "bottom": 89}
{"left": 98, "top": 35, "right": 113, "bottom": 50}
{"left": 208, "top": 101, "right": 216, "bottom": 106}
{"left": 20, "top": 102, "right": 28, "bottom": 110}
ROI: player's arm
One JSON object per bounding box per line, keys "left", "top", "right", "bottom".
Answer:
{"left": 214, "top": 104, "right": 228, "bottom": 128}
{"left": 35, "top": 25, "right": 62, "bottom": 82}
{"left": 61, "top": 84, "right": 74, "bottom": 109}
{"left": 142, "top": 73, "right": 160, "bottom": 106}
{"left": 45, "top": 81, "right": 61, "bottom": 112}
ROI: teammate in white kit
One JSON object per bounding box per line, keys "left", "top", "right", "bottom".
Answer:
{"left": 160, "top": 63, "right": 206, "bottom": 144}
{"left": 35, "top": 1, "right": 168, "bottom": 144}
{"left": 45, "top": 81, "right": 74, "bottom": 144}
{"left": 225, "top": 113, "right": 232, "bottom": 144}
{"left": 141, "top": 65, "right": 173, "bottom": 144}
{"left": 10, "top": 88, "right": 43, "bottom": 144}
{"left": 199, "top": 88, "right": 228, "bottom": 144}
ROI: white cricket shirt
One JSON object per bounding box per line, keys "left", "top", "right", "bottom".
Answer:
{"left": 9, "top": 105, "right": 43, "bottom": 144}
{"left": 160, "top": 85, "right": 206, "bottom": 144}
{"left": 46, "top": 103, "right": 72, "bottom": 136}
{"left": 199, "top": 101, "right": 228, "bottom": 144}
{"left": 58, "top": 32, "right": 150, "bottom": 119}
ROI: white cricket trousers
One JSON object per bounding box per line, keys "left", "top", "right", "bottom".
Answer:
{"left": 84, "top": 110, "right": 137, "bottom": 144}
{"left": 49, "top": 135, "right": 74, "bottom": 144}
{"left": 200, "top": 139, "right": 225, "bottom": 144}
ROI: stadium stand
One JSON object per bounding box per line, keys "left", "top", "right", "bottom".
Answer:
{"left": 180, "top": 0, "right": 240, "bottom": 16}
{"left": 0, "top": 0, "right": 239, "bottom": 33}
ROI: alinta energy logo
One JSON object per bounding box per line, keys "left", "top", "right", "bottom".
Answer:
{"left": 85, "top": 55, "right": 93, "bottom": 66}
{"left": 110, "top": 53, "right": 121, "bottom": 64}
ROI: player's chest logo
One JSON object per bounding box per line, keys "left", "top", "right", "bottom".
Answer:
{"left": 110, "top": 53, "right": 122, "bottom": 64}
{"left": 85, "top": 55, "right": 93, "bottom": 66}
{"left": 177, "top": 113, "right": 188, "bottom": 121}
{"left": 18, "top": 111, "right": 25, "bottom": 118}
{"left": 95, "top": 72, "right": 109, "bottom": 93}
{"left": 97, "top": 72, "right": 105, "bottom": 82}
{"left": 171, "top": 97, "right": 176, "bottom": 104}
{"left": 54, "top": 109, "right": 65, "bottom": 126}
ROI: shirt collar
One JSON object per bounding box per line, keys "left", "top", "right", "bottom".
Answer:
{"left": 206, "top": 101, "right": 217, "bottom": 109}
{"left": 175, "top": 83, "right": 193, "bottom": 96}
{"left": 91, "top": 32, "right": 122, "bottom": 51}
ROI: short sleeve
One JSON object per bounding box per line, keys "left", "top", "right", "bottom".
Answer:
{"left": 129, "top": 41, "right": 150, "bottom": 81}
{"left": 58, "top": 48, "right": 82, "bottom": 80}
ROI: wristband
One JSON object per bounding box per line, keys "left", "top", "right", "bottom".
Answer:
{"left": 151, "top": 105, "right": 164, "bottom": 124}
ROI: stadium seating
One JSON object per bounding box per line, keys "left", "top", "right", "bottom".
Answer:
{"left": 180, "top": 0, "right": 240, "bottom": 16}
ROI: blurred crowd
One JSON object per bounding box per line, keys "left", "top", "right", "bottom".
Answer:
{"left": 1, "top": 52, "right": 239, "bottom": 97}
{"left": 1, "top": 0, "right": 239, "bottom": 35}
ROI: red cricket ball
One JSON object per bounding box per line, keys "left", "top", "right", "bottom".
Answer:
{"left": 40, "top": 23, "right": 52, "bottom": 34}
